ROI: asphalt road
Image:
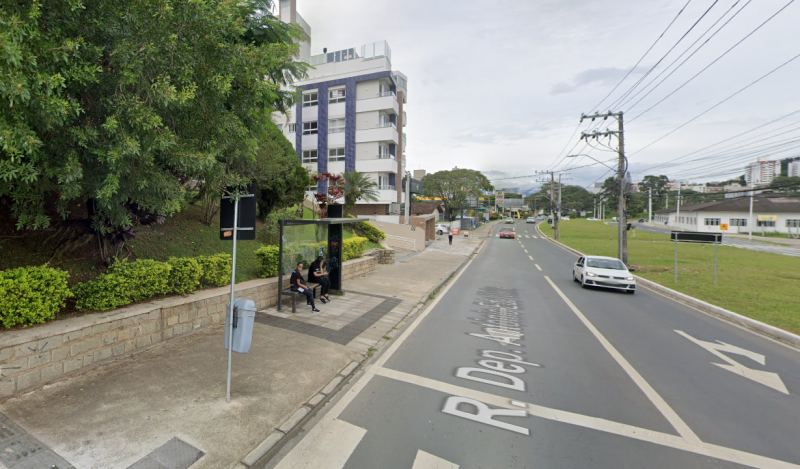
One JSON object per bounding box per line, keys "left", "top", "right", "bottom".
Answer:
{"left": 266, "top": 222, "right": 800, "bottom": 469}
{"left": 629, "top": 222, "right": 800, "bottom": 258}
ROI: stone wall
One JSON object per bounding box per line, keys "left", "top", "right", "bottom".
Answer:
{"left": 365, "top": 248, "right": 396, "bottom": 265}
{"left": 0, "top": 256, "right": 376, "bottom": 400}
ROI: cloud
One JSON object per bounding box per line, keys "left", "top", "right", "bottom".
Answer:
{"left": 550, "top": 66, "right": 648, "bottom": 95}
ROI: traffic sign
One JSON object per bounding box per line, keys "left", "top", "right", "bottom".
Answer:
{"left": 720, "top": 223, "right": 728, "bottom": 231}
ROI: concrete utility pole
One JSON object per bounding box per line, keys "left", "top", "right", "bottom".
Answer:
{"left": 648, "top": 187, "right": 653, "bottom": 223}
{"left": 581, "top": 111, "right": 627, "bottom": 263}
{"left": 551, "top": 172, "right": 559, "bottom": 240}
{"left": 748, "top": 182, "right": 754, "bottom": 240}
{"left": 676, "top": 182, "right": 682, "bottom": 227}
{"left": 404, "top": 171, "right": 410, "bottom": 225}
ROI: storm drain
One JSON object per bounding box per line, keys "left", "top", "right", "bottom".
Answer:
{"left": 0, "top": 412, "right": 75, "bottom": 469}
{"left": 127, "top": 437, "right": 204, "bottom": 469}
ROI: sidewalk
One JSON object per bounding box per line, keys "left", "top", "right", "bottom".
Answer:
{"left": 0, "top": 229, "right": 489, "bottom": 469}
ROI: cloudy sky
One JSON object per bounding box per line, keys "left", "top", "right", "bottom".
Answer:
{"left": 293, "top": 0, "right": 800, "bottom": 193}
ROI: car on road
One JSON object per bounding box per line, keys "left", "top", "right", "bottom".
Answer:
{"left": 499, "top": 227, "right": 515, "bottom": 239}
{"left": 504, "top": 218, "right": 514, "bottom": 224}
{"left": 638, "top": 218, "right": 646, "bottom": 223}
{"left": 526, "top": 217, "right": 535, "bottom": 223}
{"left": 586, "top": 217, "right": 599, "bottom": 221}
{"left": 572, "top": 255, "right": 636, "bottom": 294}
{"left": 612, "top": 216, "right": 618, "bottom": 222}
{"left": 435, "top": 223, "right": 450, "bottom": 235}
{"left": 536, "top": 215, "right": 545, "bottom": 220}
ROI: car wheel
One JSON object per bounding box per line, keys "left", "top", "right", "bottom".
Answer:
{"left": 437, "top": 230, "right": 442, "bottom": 235}
{"left": 573, "top": 271, "right": 579, "bottom": 283}
{"left": 580, "top": 276, "right": 588, "bottom": 289}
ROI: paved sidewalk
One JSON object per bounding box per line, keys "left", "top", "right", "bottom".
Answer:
{"left": 0, "top": 230, "right": 487, "bottom": 469}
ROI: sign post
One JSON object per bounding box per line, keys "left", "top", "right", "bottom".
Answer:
{"left": 670, "top": 231, "right": 723, "bottom": 286}
{"left": 220, "top": 184, "right": 257, "bottom": 403}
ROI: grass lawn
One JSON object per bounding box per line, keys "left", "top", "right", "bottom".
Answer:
{"left": 540, "top": 220, "right": 800, "bottom": 335}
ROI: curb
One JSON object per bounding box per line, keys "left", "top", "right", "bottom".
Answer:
{"left": 236, "top": 238, "right": 486, "bottom": 468}
{"left": 535, "top": 223, "right": 800, "bottom": 349}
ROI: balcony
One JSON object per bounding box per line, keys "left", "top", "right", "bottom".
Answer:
{"left": 356, "top": 94, "right": 399, "bottom": 114}
{"left": 356, "top": 158, "right": 398, "bottom": 173}
{"left": 356, "top": 126, "right": 399, "bottom": 144}
{"left": 378, "top": 185, "right": 396, "bottom": 191}
{"left": 377, "top": 121, "right": 396, "bottom": 129}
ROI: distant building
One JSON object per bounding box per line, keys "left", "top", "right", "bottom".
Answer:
{"left": 789, "top": 160, "right": 800, "bottom": 178}
{"left": 745, "top": 157, "right": 779, "bottom": 185}
{"left": 589, "top": 182, "right": 604, "bottom": 194}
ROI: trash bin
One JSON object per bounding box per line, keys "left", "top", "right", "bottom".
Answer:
{"left": 224, "top": 298, "right": 256, "bottom": 353}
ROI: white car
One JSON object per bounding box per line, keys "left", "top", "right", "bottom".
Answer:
{"left": 586, "top": 217, "right": 599, "bottom": 221}
{"left": 561, "top": 216, "right": 570, "bottom": 220}
{"left": 436, "top": 224, "right": 450, "bottom": 235}
{"left": 504, "top": 218, "right": 514, "bottom": 224}
{"left": 572, "top": 255, "right": 636, "bottom": 294}
{"left": 526, "top": 217, "right": 535, "bottom": 223}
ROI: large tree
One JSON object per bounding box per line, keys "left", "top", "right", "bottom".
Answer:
{"left": 1, "top": 0, "right": 306, "bottom": 256}
{"left": 422, "top": 169, "right": 493, "bottom": 220}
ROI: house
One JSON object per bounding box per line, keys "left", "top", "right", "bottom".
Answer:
{"left": 654, "top": 193, "right": 800, "bottom": 234}
{"left": 399, "top": 202, "right": 445, "bottom": 241}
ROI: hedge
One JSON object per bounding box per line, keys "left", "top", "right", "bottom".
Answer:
{"left": 354, "top": 222, "right": 385, "bottom": 243}
{"left": 197, "top": 253, "right": 232, "bottom": 287}
{"left": 0, "top": 265, "right": 72, "bottom": 329}
{"left": 73, "top": 272, "right": 131, "bottom": 311}
{"left": 168, "top": 257, "right": 202, "bottom": 294}
{"left": 109, "top": 259, "right": 172, "bottom": 302}
{"left": 255, "top": 237, "right": 368, "bottom": 278}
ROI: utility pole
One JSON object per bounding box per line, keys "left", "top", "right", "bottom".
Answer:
{"left": 648, "top": 187, "right": 653, "bottom": 223}
{"left": 676, "top": 182, "right": 682, "bottom": 227}
{"left": 404, "top": 171, "right": 411, "bottom": 225}
{"left": 551, "top": 172, "right": 559, "bottom": 239}
{"left": 581, "top": 111, "right": 627, "bottom": 263}
{"left": 593, "top": 197, "right": 596, "bottom": 218}
{"left": 748, "top": 182, "right": 754, "bottom": 240}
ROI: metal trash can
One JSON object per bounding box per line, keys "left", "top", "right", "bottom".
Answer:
{"left": 224, "top": 298, "right": 256, "bottom": 353}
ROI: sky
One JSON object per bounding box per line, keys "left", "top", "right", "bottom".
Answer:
{"left": 291, "top": 0, "right": 800, "bottom": 194}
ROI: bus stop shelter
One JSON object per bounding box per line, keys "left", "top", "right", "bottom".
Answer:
{"left": 277, "top": 211, "right": 368, "bottom": 311}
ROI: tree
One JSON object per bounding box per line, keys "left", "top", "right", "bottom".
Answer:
{"left": 343, "top": 171, "right": 379, "bottom": 212}
{"left": 639, "top": 175, "right": 670, "bottom": 205}
{"left": 311, "top": 172, "right": 345, "bottom": 218}
{"left": 422, "top": 169, "right": 493, "bottom": 220}
{"left": 0, "top": 0, "right": 307, "bottom": 258}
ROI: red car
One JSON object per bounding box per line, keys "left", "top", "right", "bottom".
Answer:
{"left": 499, "top": 227, "right": 515, "bottom": 239}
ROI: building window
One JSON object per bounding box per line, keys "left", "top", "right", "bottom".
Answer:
{"left": 302, "top": 92, "right": 318, "bottom": 107}
{"left": 378, "top": 145, "right": 391, "bottom": 159}
{"left": 307, "top": 184, "right": 318, "bottom": 192}
{"left": 287, "top": 123, "right": 296, "bottom": 133}
{"left": 757, "top": 220, "right": 776, "bottom": 227}
{"left": 787, "top": 219, "right": 800, "bottom": 228}
{"left": 328, "top": 118, "right": 345, "bottom": 133}
{"left": 302, "top": 150, "right": 317, "bottom": 164}
{"left": 730, "top": 218, "right": 747, "bottom": 227}
{"left": 329, "top": 88, "right": 346, "bottom": 103}
{"left": 704, "top": 218, "right": 721, "bottom": 226}
{"left": 303, "top": 122, "right": 318, "bottom": 135}
{"left": 329, "top": 148, "right": 345, "bottom": 162}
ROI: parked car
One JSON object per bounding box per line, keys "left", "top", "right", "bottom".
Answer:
{"left": 572, "top": 255, "right": 636, "bottom": 294}
{"left": 638, "top": 218, "right": 646, "bottom": 223}
{"left": 537, "top": 215, "right": 545, "bottom": 220}
{"left": 561, "top": 216, "right": 570, "bottom": 220}
{"left": 435, "top": 223, "right": 450, "bottom": 235}
{"left": 612, "top": 217, "right": 618, "bottom": 222}
{"left": 504, "top": 218, "right": 514, "bottom": 224}
{"left": 499, "top": 227, "right": 515, "bottom": 239}
{"left": 526, "top": 217, "right": 535, "bottom": 224}
{"left": 586, "top": 217, "right": 600, "bottom": 221}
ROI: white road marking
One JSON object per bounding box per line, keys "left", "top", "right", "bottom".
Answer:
{"left": 273, "top": 419, "right": 367, "bottom": 469}
{"left": 532, "top": 236, "right": 539, "bottom": 239}
{"left": 528, "top": 256, "right": 534, "bottom": 261}
{"left": 412, "top": 450, "right": 460, "bottom": 469}
{"left": 524, "top": 249, "right": 528, "bottom": 254}
{"left": 544, "top": 276, "right": 701, "bottom": 444}
{"left": 534, "top": 264, "right": 542, "bottom": 271}
{"left": 676, "top": 330, "right": 789, "bottom": 394}
{"left": 375, "top": 367, "right": 800, "bottom": 469}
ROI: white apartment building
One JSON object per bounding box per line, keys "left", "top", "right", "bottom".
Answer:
{"left": 744, "top": 157, "right": 779, "bottom": 185}
{"left": 275, "top": 1, "right": 408, "bottom": 217}
{"left": 789, "top": 159, "right": 800, "bottom": 177}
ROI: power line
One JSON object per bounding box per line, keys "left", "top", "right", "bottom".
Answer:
{"left": 629, "top": 49, "right": 800, "bottom": 158}
{"left": 629, "top": 0, "right": 797, "bottom": 122}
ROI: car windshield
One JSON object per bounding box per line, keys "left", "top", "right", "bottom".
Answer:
{"left": 500, "top": 228, "right": 512, "bottom": 231}
{"left": 586, "top": 258, "right": 626, "bottom": 270}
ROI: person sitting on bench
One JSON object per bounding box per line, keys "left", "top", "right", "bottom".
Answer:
{"left": 309, "top": 256, "right": 331, "bottom": 304}
{"left": 290, "top": 262, "right": 319, "bottom": 312}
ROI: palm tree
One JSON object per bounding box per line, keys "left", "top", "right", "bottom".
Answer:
{"left": 343, "top": 170, "right": 380, "bottom": 211}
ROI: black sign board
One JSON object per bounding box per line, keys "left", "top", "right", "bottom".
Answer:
{"left": 220, "top": 183, "right": 257, "bottom": 241}
{"left": 670, "top": 231, "right": 722, "bottom": 244}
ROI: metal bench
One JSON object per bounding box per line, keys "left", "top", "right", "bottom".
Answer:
{"left": 281, "top": 283, "right": 320, "bottom": 313}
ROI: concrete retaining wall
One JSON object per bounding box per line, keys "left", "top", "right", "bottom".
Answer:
{"left": 0, "top": 256, "right": 376, "bottom": 400}
{"left": 365, "top": 248, "right": 396, "bottom": 264}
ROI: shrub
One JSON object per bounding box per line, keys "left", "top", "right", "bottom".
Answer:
{"left": 255, "top": 245, "right": 280, "bottom": 277}
{"left": 168, "top": 257, "right": 202, "bottom": 294}
{"left": 0, "top": 265, "right": 72, "bottom": 329}
{"left": 342, "top": 237, "right": 368, "bottom": 261}
{"left": 109, "top": 259, "right": 172, "bottom": 302}
{"left": 197, "top": 253, "right": 232, "bottom": 287}
{"left": 73, "top": 273, "right": 131, "bottom": 311}
{"left": 354, "top": 222, "right": 385, "bottom": 243}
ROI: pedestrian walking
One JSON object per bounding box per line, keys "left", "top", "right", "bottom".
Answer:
{"left": 448, "top": 232, "right": 453, "bottom": 245}
{"left": 291, "top": 262, "right": 319, "bottom": 312}
{"left": 309, "top": 256, "right": 331, "bottom": 303}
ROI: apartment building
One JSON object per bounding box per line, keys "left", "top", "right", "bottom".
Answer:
{"left": 275, "top": 1, "right": 408, "bottom": 217}
{"left": 789, "top": 159, "right": 800, "bottom": 177}
{"left": 745, "top": 157, "right": 779, "bottom": 185}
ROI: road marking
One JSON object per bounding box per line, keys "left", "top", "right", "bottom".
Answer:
{"left": 534, "top": 264, "right": 542, "bottom": 271}
{"left": 528, "top": 255, "right": 534, "bottom": 261}
{"left": 374, "top": 367, "right": 800, "bottom": 469}
{"left": 412, "top": 450, "right": 459, "bottom": 469}
{"left": 544, "top": 276, "right": 701, "bottom": 444}
{"left": 532, "top": 236, "right": 539, "bottom": 239}
{"left": 273, "top": 419, "right": 367, "bottom": 469}
{"left": 524, "top": 249, "right": 528, "bottom": 253}
{"left": 676, "top": 330, "right": 789, "bottom": 394}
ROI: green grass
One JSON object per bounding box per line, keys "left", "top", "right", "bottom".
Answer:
{"left": 540, "top": 220, "right": 800, "bottom": 335}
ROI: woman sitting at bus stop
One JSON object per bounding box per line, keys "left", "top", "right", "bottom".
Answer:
{"left": 309, "top": 256, "right": 331, "bottom": 304}
{"left": 291, "top": 262, "right": 320, "bottom": 312}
